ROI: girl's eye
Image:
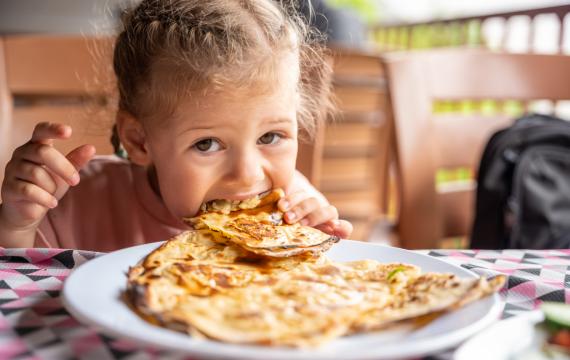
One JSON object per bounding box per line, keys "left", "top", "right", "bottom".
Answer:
{"left": 258, "top": 132, "right": 282, "bottom": 145}
{"left": 193, "top": 138, "right": 221, "bottom": 153}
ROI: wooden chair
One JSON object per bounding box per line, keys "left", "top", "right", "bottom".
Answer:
{"left": 383, "top": 49, "right": 570, "bottom": 249}
{"left": 0, "top": 35, "right": 324, "bottom": 194}
{"left": 320, "top": 47, "right": 393, "bottom": 240}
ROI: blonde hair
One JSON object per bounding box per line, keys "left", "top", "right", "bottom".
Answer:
{"left": 113, "top": 0, "right": 333, "bottom": 138}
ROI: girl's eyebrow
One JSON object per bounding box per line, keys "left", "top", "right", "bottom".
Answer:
{"left": 176, "top": 117, "right": 294, "bottom": 136}
{"left": 176, "top": 125, "right": 215, "bottom": 137}
{"left": 265, "top": 117, "right": 294, "bottom": 125}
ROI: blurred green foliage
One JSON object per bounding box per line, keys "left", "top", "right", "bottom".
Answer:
{"left": 436, "top": 167, "right": 473, "bottom": 185}
{"left": 373, "top": 20, "right": 483, "bottom": 50}
{"left": 432, "top": 100, "right": 524, "bottom": 117}
{"left": 326, "top": 0, "right": 381, "bottom": 23}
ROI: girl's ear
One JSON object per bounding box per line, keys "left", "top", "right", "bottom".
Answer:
{"left": 115, "top": 111, "right": 152, "bottom": 166}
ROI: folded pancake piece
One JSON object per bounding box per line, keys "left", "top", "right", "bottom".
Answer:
{"left": 141, "top": 230, "right": 252, "bottom": 268}
{"left": 185, "top": 189, "right": 340, "bottom": 257}
{"left": 352, "top": 273, "right": 506, "bottom": 333}
{"left": 175, "top": 269, "right": 503, "bottom": 348}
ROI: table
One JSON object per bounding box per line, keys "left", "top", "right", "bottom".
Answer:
{"left": 1, "top": 247, "right": 569, "bottom": 359}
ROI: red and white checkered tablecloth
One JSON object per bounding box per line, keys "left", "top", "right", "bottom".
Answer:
{"left": 1, "top": 247, "right": 569, "bottom": 359}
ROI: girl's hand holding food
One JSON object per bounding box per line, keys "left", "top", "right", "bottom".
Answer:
{"left": 281, "top": 171, "right": 353, "bottom": 239}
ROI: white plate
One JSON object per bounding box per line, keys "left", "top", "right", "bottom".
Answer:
{"left": 454, "top": 310, "right": 550, "bottom": 360}
{"left": 63, "top": 240, "right": 503, "bottom": 360}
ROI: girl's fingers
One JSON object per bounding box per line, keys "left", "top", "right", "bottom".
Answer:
{"left": 66, "top": 144, "right": 96, "bottom": 170}
{"left": 315, "top": 219, "right": 353, "bottom": 239}
{"left": 299, "top": 205, "right": 339, "bottom": 227}
{"left": 314, "top": 222, "right": 335, "bottom": 235}
{"left": 279, "top": 189, "right": 328, "bottom": 223}
{"left": 18, "top": 143, "right": 80, "bottom": 186}
{"left": 9, "top": 181, "right": 58, "bottom": 209}
{"left": 283, "top": 196, "right": 320, "bottom": 224}
{"left": 332, "top": 219, "right": 353, "bottom": 239}
{"left": 13, "top": 161, "right": 58, "bottom": 195}
{"left": 278, "top": 190, "right": 351, "bottom": 237}
{"left": 30, "top": 122, "right": 71, "bottom": 145}
{"left": 279, "top": 190, "right": 328, "bottom": 213}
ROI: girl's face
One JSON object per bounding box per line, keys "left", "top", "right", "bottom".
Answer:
{"left": 142, "top": 57, "right": 300, "bottom": 219}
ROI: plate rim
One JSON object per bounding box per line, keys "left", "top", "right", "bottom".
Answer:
{"left": 62, "top": 240, "right": 503, "bottom": 360}
{"left": 453, "top": 310, "right": 544, "bottom": 360}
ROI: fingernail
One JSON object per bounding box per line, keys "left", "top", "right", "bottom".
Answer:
{"left": 286, "top": 211, "right": 296, "bottom": 221}
{"left": 70, "top": 172, "right": 80, "bottom": 185}
{"left": 300, "top": 219, "right": 309, "bottom": 226}
{"left": 280, "top": 200, "right": 289, "bottom": 211}
{"left": 50, "top": 198, "right": 58, "bottom": 208}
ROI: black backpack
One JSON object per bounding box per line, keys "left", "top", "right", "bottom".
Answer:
{"left": 470, "top": 113, "right": 570, "bottom": 249}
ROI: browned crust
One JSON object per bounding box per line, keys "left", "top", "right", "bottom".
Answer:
{"left": 124, "top": 280, "right": 208, "bottom": 338}
{"left": 239, "top": 235, "right": 340, "bottom": 257}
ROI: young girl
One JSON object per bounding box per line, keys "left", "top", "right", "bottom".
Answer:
{"left": 0, "top": 0, "right": 352, "bottom": 251}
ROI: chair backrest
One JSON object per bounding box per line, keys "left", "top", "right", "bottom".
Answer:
{"left": 320, "top": 47, "right": 393, "bottom": 240}
{"left": 0, "top": 35, "right": 324, "bottom": 192}
{"left": 383, "top": 49, "right": 570, "bottom": 249}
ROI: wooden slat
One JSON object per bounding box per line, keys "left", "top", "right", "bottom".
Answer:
{"left": 320, "top": 157, "right": 372, "bottom": 186}
{"left": 334, "top": 110, "right": 384, "bottom": 124}
{"left": 333, "top": 76, "right": 385, "bottom": 88}
{"left": 324, "top": 122, "right": 380, "bottom": 157}
{"left": 333, "top": 87, "right": 386, "bottom": 113}
{"left": 321, "top": 179, "right": 373, "bottom": 193}
{"left": 5, "top": 36, "right": 114, "bottom": 95}
{"left": 296, "top": 123, "right": 325, "bottom": 186}
{"left": 325, "top": 189, "right": 380, "bottom": 219}
{"left": 423, "top": 50, "right": 570, "bottom": 100}
{"left": 332, "top": 52, "right": 384, "bottom": 78}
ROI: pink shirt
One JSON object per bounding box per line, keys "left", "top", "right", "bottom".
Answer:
{"left": 36, "top": 155, "right": 190, "bottom": 252}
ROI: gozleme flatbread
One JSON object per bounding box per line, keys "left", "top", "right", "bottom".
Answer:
{"left": 185, "top": 189, "right": 339, "bottom": 257}
{"left": 127, "top": 190, "right": 505, "bottom": 348}
{"left": 170, "top": 270, "right": 504, "bottom": 347}
{"left": 127, "top": 232, "right": 505, "bottom": 347}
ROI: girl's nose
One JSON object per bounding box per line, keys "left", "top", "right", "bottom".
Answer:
{"left": 227, "top": 148, "right": 265, "bottom": 187}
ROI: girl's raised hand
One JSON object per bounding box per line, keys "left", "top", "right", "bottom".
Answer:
{"left": 280, "top": 171, "right": 353, "bottom": 239}
{"left": 0, "top": 122, "right": 95, "bottom": 236}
